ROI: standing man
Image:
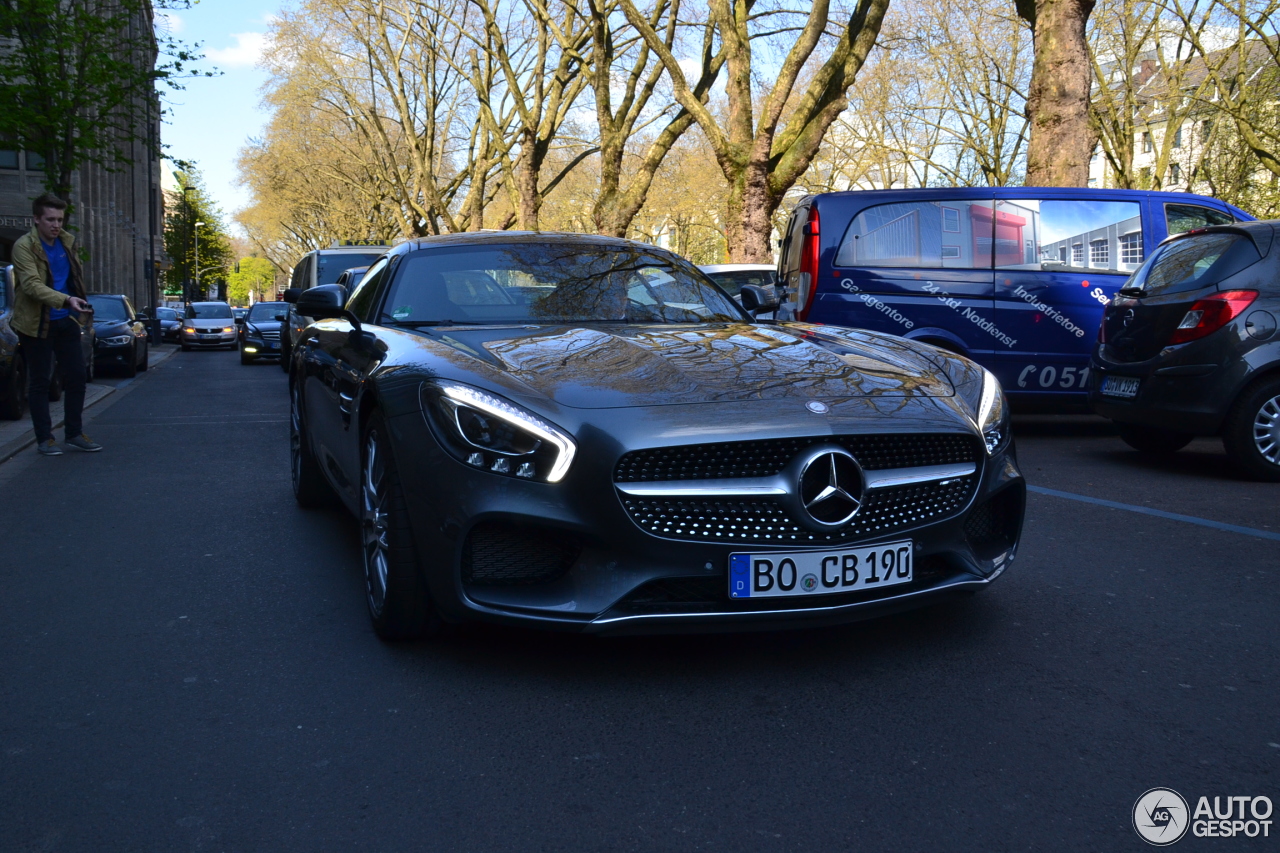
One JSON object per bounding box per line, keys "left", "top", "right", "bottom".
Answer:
{"left": 11, "top": 193, "right": 102, "bottom": 455}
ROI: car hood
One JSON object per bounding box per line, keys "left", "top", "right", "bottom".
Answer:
{"left": 92, "top": 319, "right": 131, "bottom": 333}
{"left": 420, "top": 323, "right": 952, "bottom": 409}
{"left": 187, "top": 319, "right": 233, "bottom": 329}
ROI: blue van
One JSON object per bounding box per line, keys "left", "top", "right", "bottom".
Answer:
{"left": 776, "top": 188, "right": 1253, "bottom": 405}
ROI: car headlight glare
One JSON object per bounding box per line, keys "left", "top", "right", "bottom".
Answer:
{"left": 976, "top": 368, "right": 1009, "bottom": 455}
{"left": 422, "top": 381, "right": 575, "bottom": 483}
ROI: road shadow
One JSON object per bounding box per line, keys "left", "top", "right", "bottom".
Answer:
{"left": 1011, "top": 414, "right": 1117, "bottom": 438}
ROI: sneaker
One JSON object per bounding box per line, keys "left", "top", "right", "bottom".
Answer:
{"left": 64, "top": 434, "right": 102, "bottom": 452}
{"left": 36, "top": 439, "right": 63, "bottom": 456}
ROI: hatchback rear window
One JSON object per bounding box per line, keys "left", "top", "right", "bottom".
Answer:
{"left": 1124, "top": 232, "right": 1260, "bottom": 296}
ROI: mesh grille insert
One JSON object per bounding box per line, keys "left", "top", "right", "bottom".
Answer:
{"left": 614, "top": 433, "right": 979, "bottom": 482}
{"left": 462, "top": 522, "right": 581, "bottom": 586}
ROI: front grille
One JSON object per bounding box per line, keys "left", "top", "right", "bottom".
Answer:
{"left": 621, "top": 476, "right": 976, "bottom": 545}
{"left": 610, "top": 555, "right": 957, "bottom": 614}
{"left": 963, "top": 484, "right": 1024, "bottom": 559}
{"left": 614, "top": 433, "right": 979, "bottom": 482}
{"left": 461, "top": 521, "right": 581, "bottom": 586}
{"left": 260, "top": 329, "right": 281, "bottom": 340}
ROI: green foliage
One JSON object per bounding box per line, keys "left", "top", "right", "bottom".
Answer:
{"left": 0, "top": 0, "right": 212, "bottom": 203}
{"left": 226, "top": 257, "right": 277, "bottom": 305}
{"left": 163, "top": 168, "right": 234, "bottom": 302}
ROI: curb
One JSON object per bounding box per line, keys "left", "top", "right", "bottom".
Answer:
{"left": 0, "top": 345, "right": 178, "bottom": 465}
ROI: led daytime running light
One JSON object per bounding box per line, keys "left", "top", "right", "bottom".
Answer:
{"left": 439, "top": 382, "right": 575, "bottom": 483}
{"left": 975, "top": 368, "right": 1007, "bottom": 455}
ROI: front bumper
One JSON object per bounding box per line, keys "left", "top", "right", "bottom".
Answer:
{"left": 181, "top": 329, "right": 237, "bottom": 347}
{"left": 240, "top": 335, "right": 283, "bottom": 357}
{"left": 389, "top": 405, "right": 1025, "bottom": 634}
{"left": 95, "top": 340, "right": 135, "bottom": 365}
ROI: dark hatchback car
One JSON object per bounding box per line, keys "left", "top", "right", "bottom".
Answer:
{"left": 152, "top": 306, "right": 181, "bottom": 342}
{"left": 88, "top": 293, "right": 149, "bottom": 376}
{"left": 238, "top": 301, "right": 287, "bottom": 363}
{"left": 285, "top": 233, "right": 1025, "bottom": 640}
{"left": 1090, "top": 221, "right": 1280, "bottom": 480}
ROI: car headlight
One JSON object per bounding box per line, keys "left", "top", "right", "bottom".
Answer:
{"left": 101, "top": 334, "right": 132, "bottom": 346}
{"left": 975, "top": 368, "right": 1009, "bottom": 455}
{"left": 182, "top": 324, "right": 195, "bottom": 332}
{"left": 420, "top": 380, "right": 576, "bottom": 483}
{"left": 222, "top": 326, "right": 234, "bottom": 333}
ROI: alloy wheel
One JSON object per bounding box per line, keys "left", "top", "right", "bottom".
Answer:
{"left": 362, "top": 430, "right": 391, "bottom": 615}
{"left": 290, "top": 385, "right": 303, "bottom": 489}
{"left": 1252, "top": 393, "right": 1280, "bottom": 464}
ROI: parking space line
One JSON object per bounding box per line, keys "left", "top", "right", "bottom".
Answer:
{"left": 1027, "top": 485, "right": 1280, "bottom": 542}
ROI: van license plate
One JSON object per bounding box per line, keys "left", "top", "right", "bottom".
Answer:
{"left": 729, "top": 541, "right": 912, "bottom": 599}
{"left": 1101, "top": 376, "right": 1140, "bottom": 398}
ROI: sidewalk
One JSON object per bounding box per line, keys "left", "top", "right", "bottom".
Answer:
{"left": 0, "top": 343, "right": 179, "bottom": 463}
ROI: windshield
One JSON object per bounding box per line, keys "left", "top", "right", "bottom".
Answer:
{"left": 155, "top": 308, "right": 177, "bottom": 320}
{"left": 1124, "top": 233, "right": 1260, "bottom": 296}
{"left": 247, "top": 302, "right": 287, "bottom": 321}
{"left": 190, "top": 303, "right": 233, "bottom": 319}
{"left": 317, "top": 252, "right": 384, "bottom": 285}
{"left": 87, "top": 296, "right": 129, "bottom": 321}
{"left": 379, "top": 244, "right": 745, "bottom": 325}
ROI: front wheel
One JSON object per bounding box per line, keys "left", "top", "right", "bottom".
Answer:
{"left": 1116, "top": 422, "right": 1193, "bottom": 454}
{"left": 362, "top": 414, "right": 439, "bottom": 641}
{"left": 1223, "top": 377, "right": 1280, "bottom": 482}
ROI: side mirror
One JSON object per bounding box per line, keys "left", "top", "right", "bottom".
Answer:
{"left": 273, "top": 312, "right": 287, "bottom": 322}
{"left": 282, "top": 287, "right": 302, "bottom": 304}
{"left": 740, "top": 284, "right": 779, "bottom": 316}
{"left": 294, "top": 284, "right": 347, "bottom": 319}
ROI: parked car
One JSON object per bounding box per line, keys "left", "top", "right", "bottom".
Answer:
{"left": 152, "top": 306, "right": 181, "bottom": 342}
{"left": 1089, "top": 220, "right": 1280, "bottom": 480}
{"left": 238, "top": 301, "right": 288, "bottom": 364}
{"left": 281, "top": 243, "right": 389, "bottom": 372}
{"left": 232, "top": 307, "right": 249, "bottom": 324}
{"left": 777, "top": 188, "right": 1253, "bottom": 409}
{"left": 87, "top": 293, "right": 149, "bottom": 376}
{"left": 180, "top": 301, "right": 237, "bottom": 350}
{"left": 334, "top": 266, "right": 369, "bottom": 290}
{"left": 285, "top": 232, "right": 1024, "bottom": 639}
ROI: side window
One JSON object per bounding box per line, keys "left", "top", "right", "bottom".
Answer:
{"left": 996, "top": 199, "right": 1143, "bottom": 272}
{"left": 1166, "top": 203, "right": 1234, "bottom": 236}
{"left": 123, "top": 297, "right": 136, "bottom": 319}
{"left": 347, "top": 255, "right": 393, "bottom": 322}
{"left": 835, "top": 200, "right": 993, "bottom": 269}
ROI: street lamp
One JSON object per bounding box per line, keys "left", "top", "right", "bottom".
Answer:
{"left": 183, "top": 186, "right": 195, "bottom": 305}
{"left": 194, "top": 221, "right": 205, "bottom": 300}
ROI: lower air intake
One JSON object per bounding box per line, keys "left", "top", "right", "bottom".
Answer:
{"left": 462, "top": 522, "right": 581, "bottom": 586}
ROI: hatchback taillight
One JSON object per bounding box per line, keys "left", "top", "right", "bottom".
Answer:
{"left": 794, "top": 208, "right": 821, "bottom": 321}
{"left": 1168, "top": 290, "right": 1258, "bottom": 345}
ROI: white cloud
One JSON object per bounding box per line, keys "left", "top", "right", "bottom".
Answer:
{"left": 205, "top": 32, "right": 268, "bottom": 68}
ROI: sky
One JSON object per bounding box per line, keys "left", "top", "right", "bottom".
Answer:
{"left": 157, "top": 0, "right": 278, "bottom": 231}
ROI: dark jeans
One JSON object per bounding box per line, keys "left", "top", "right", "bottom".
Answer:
{"left": 19, "top": 317, "right": 87, "bottom": 442}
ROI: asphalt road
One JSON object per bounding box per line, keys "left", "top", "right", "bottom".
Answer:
{"left": 1, "top": 349, "right": 1276, "bottom": 852}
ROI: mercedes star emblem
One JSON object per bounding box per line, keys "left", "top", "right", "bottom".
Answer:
{"left": 797, "top": 449, "right": 864, "bottom": 527}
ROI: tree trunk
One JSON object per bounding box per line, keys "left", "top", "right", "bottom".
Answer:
{"left": 1021, "top": 0, "right": 1096, "bottom": 186}
{"left": 724, "top": 163, "right": 777, "bottom": 263}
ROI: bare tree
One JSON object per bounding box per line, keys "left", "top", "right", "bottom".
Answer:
{"left": 621, "top": 0, "right": 891, "bottom": 262}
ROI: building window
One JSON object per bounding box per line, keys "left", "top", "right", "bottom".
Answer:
{"left": 1170, "top": 162, "right": 1182, "bottom": 184}
{"left": 0, "top": 149, "right": 17, "bottom": 170}
{"left": 1172, "top": 126, "right": 1182, "bottom": 149}
{"left": 1072, "top": 243, "right": 1084, "bottom": 264}
{"left": 1120, "top": 232, "right": 1144, "bottom": 265}
{"left": 1142, "top": 132, "right": 1153, "bottom": 153}
{"left": 941, "top": 207, "right": 960, "bottom": 233}
{"left": 941, "top": 245, "right": 961, "bottom": 259}
{"left": 1090, "top": 239, "right": 1109, "bottom": 265}
{"left": 25, "top": 151, "right": 45, "bottom": 171}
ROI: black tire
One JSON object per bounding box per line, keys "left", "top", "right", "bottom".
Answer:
{"left": 361, "top": 413, "right": 439, "bottom": 640}
{"left": 138, "top": 341, "right": 148, "bottom": 371}
{"left": 1222, "top": 376, "right": 1280, "bottom": 482}
{"left": 290, "top": 380, "right": 338, "bottom": 508}
{"left": 0, "top": 355, "right": 27, "bottom": 420}
{"left": 1116, "top": 422, "right": 1194, "bottom": 454}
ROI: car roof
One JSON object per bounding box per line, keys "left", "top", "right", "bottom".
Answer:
{"left": 698, "top": 264, "right": 776, "bottom": 273}
{"left": 393, "top": 231, "right": 686, "bottom": 263}
{"left": 87, "top": 292, "right": 124, "bottom": 299}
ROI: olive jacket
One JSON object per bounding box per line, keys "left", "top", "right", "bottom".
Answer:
{"left": 10, "top": 227, "right": 87, "bottom": 338}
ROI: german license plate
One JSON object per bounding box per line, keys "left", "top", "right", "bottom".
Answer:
{"left": 729, "top": 540, "right": 913, "bottom": 599}
{"left": 1101, "top": 375, "right": 1140, "bottom": 398}
{"left": 200, "top": 334, "right": 219, "bottom": 340}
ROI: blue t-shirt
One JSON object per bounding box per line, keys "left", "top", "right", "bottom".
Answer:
{"left": 43, "top": 238, "right": 71, "bottom": 322}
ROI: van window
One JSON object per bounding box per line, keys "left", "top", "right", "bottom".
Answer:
{"left": 835, "top": 201, "right": 993, "bottom": 269}
{"left": 1166, "top": 203, "right": 1234, "bottom": 236}
{"left": 994, "top": 199, "right": 1143, "bottom": 273}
